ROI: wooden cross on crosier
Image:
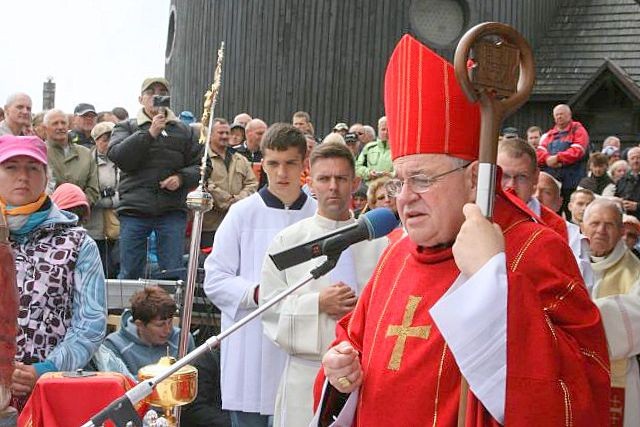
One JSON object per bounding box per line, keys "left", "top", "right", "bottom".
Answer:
{"left": 454, "top": 22, "right": 535, "bottom": 219}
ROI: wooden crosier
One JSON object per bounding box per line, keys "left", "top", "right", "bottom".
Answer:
{"left": 453, "top": 22, "right": 535, "bottom": 426}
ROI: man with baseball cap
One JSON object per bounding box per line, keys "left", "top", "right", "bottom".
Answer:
{"left": 332, "top": 122, "right": 349, "bottom": 137}
{"left": 69, "top": 102, "right": 97, "bottom": 149}
{"left": 315, "top": 34, "right": 608, "bottom": 425}
{"left": 107, "top": 76, "right": 203, "bottom": 280}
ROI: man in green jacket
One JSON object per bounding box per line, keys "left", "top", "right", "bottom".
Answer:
{"left": 355, "top": 116, "right": 393, "bottom": 183}
{"left": 44, "top": 109, "right": 99, "bottom": 205}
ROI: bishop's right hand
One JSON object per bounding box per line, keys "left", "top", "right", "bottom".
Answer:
{"left": 323, "top": 341, "right": 363, "bottom": 393}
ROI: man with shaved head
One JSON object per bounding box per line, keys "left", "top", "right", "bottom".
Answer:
{"left": 583, "top": 198, "right": 640, "bottom": 425}
{"left": 0, "top": 93, "right": 33, "bottom": 136}
{"left": 537, "top": 104, "right": 590, "bottom": 219}
{"left": 236, "top": 118, "right": 268, "bottom": 188}
{"left": 615, "top": 146, "right": 640, "bottom": 221}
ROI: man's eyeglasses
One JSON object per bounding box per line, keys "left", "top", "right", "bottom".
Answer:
{"left": 384, "top": 163, "right": 470, "bottom": 197}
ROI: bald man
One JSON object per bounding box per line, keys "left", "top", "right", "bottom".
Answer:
{"left": 536, "top": 104, "right": 590, "bottom": 219}
{"left": 236, "top": 118, "right": 268, "bottom": 189}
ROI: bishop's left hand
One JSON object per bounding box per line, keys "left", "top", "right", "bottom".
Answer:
{"left": 453, "top": 203, "right": 504, "bottom": 277}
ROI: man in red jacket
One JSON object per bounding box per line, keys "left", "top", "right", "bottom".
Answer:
{"left": 313, "top": 34, "right": 609, "bottom": 427}
{"left": 536, "top": 104, "right": 590, "bottom": 218}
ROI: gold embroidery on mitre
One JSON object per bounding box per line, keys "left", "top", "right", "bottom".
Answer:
{"left": 386, "top": 295, "right": 431, "bottom": 371}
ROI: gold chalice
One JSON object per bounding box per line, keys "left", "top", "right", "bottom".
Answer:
{"left": 138, "top": 357, "right": 198, "bottom": 427}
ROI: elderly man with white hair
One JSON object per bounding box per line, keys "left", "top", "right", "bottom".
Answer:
{"left": 583, "top": 198, "right": 640, "bottom": 426}
{"left": 0, "top": 93, "right": 33, "bottom": 137}
{"left": 536, "top": 104, "right": 590, "bottom": 218}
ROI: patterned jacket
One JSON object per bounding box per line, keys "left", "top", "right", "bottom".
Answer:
{"left": 12, "top": 207, "right": 106, "bottom": 376}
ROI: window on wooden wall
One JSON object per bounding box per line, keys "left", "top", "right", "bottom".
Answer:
{"left": 409, "top": 0, "right": 468, "bottom": 48}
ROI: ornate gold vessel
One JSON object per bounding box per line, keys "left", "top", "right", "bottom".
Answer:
{"left": 138, "top": 357, "right": 197, "bottom": 426}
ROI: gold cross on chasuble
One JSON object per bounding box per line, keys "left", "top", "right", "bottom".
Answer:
{"left": 385, "top": 295, "right": 431, "bottom": 371}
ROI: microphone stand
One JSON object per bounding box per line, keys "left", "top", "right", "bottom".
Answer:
{"left": 81, "top": 255, "right": 340, "bottom": 427}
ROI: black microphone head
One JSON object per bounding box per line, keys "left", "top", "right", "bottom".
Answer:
{"left": 360, "top": 208, "right": 399, "bottom": 239}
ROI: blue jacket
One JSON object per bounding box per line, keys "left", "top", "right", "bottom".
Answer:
{"left": 102, "top": 309, "right": 195, "bottom": 377}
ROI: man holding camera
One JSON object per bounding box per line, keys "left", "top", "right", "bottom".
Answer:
{"left": 108, "top": 77, "right": 204, "bottom": 280}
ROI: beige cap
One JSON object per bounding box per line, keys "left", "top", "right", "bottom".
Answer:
{"left": 91, "top": 122, "right": 115, "bottom": 140}
{"left": 141, "top": 77, "right": 170, "bottom": 93}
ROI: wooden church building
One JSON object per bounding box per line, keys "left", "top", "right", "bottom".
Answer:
{"left": 164, "top": 0, "right": 640, "bottom": 147}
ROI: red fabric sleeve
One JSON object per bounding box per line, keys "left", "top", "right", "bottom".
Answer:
{"left": 502, "top": 224, "right": 609, "bottom": 426}
{"left": 555, "top": 123, "right": 589, "bottom": 165}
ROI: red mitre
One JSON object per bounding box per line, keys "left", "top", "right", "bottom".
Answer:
{"left": 384, "top": 34, "right": 481, "bottom": 161}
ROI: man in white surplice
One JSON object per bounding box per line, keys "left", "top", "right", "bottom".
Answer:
{"left": 583, "top": 198, "right": 640, "bottom": 426}
{"left": 204, "top": 123, "right": 317, "bottom": 426}
{"left": 260, "top": 141, "right": 388, "bottom": 426}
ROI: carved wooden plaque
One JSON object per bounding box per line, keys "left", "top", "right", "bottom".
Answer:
{"left": 470, "top": 40, "right": 520, "bottom": 98}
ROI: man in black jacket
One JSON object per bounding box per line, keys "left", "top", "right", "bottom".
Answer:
{"left": 616, "top": 147, "right": 640, "bottom": 221}
{"left": 108, "top": 77, "right": 204, "bottom": 280}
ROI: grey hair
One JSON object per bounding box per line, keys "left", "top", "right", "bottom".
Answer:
{"left": 378, "top": 116, "right": 387, "bottom": 127}
{"left": 4, "top": 92, "right": 32, "bottom": 109}
{"left": 583, "top": 198, "right": 623, "bottom": 228}
{"left": 363, "top": 125, "right": 376, "bottom": 140}
{"left": 43, "top": 108, "right": 68, "bottom": 126}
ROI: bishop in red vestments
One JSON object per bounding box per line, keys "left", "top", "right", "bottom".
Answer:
{"left": 313, "top": 35, "right": 610, "bottom": 426}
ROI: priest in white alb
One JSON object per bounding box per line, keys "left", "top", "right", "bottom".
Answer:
{"left": 260, "top": 141, "right": 388, "bottom": 426}
{"left": 583, "top": 198, "right": 640, "bottom": 427}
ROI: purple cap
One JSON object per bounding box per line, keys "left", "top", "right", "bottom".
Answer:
{"left": 0, "top": 135, "right": 47, "bottom": 165}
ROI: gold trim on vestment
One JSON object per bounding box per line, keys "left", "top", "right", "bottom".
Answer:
{"left": 361, "top": 253, "right": 410, "bottom": 375}
{"left": 580, "top": 347, "right": 611, "bottom": 377}
{"left": 558, "top": 379, "right": 574, "bottom": 427}
{"left": 543, "top": 312, "right": 558, "bottom": 344}
{"left": 432, "top": 343, "right": 449, "bottom": 427}
{"left": 544, "top": 281, "right": 577, "bottom": 312}
{"left": 501, "top": 218, "right": 529, "bottom": 235}
{"left": 509, "top": 228, "right": 543, "bottom": 272}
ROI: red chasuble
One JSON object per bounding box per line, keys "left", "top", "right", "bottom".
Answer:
{"left": 537, "top": 203, "right": 569, "bottom": 242}
{"left": 315, "top": 193, "right": 609, "bottom": 426}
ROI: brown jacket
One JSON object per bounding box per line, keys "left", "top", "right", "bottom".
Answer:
{"left": 203, "top": 147, "right": 258, "bottom": 232}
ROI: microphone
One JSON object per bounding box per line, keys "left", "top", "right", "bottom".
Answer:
{"left": 269, "top": 208, "right": 399, "bottom": 271}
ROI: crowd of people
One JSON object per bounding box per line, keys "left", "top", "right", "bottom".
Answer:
{"left": 1, "top": 33, "right": 639, "bottom": 427}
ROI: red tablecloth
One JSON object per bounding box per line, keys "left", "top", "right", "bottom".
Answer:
{"left": 18, "top": 372, "right": 146, "bottom": 427}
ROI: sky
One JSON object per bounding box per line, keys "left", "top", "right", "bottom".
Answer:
{"left": 0, "top": 0, "right": 171, "bottom": 116}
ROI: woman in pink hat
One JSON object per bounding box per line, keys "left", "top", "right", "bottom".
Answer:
{"left": 0, "top": 135, "right": 106, "bottom": 412}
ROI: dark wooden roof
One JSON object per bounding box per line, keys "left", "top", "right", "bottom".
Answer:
{"left": 568, "top": 58, "right": 640, "bottom": 106}
{"left": 533, "top": 0, "right": 640, "bottom": 98}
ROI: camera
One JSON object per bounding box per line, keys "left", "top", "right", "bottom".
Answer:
{"left": 101, "top": 186, "right": 116, "bottom": 198}
{"left": 152, "top": 95, "right": 171, "bottom": 108}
